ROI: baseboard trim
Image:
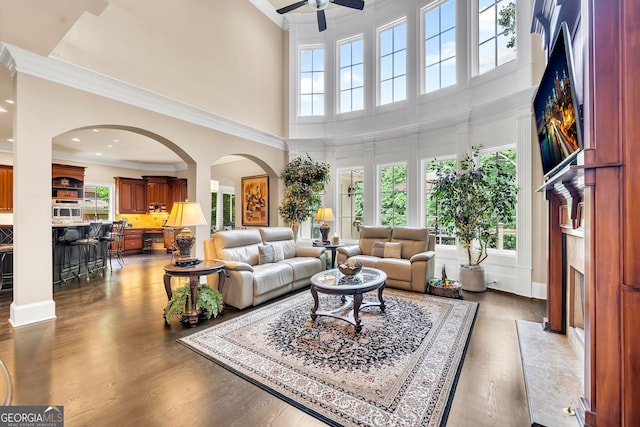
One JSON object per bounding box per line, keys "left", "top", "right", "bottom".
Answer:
{"left": 9, "top": 300, "right": 56, "bottom": 327}
{"left": 531, "top": 281, "right": 547, "bottom": 300}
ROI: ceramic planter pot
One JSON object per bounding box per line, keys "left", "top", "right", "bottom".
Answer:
{"left": 459, "top": 264, "right": 487, "bottom": 292}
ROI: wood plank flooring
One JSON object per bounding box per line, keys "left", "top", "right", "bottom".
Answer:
{"left": 0, "top": 254, "right": 545, "bottom": 427}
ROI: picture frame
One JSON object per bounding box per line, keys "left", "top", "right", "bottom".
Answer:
{"left": 241, "top": 174, "right": 269, "bottom": 227}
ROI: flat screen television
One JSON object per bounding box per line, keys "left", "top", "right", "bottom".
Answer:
{"left": 533, "top": 23, "right": 583, "bottom": 179}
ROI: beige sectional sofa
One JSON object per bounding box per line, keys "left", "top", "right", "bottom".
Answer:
{"left": 335, "top": 226, "right": 435, "bottom": 293}
{"left": 203, "top": 227, "right": 327, "bottom": 309}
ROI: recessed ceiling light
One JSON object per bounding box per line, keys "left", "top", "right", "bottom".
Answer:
{"left": 4, "top": 100, "right": 13, "bottom": 104}
{"left": 113, "top": 139, "right": 119, "bottom": 143}
{"left": 95, "top": 152, "right": 103, "bottom": 156}
{"left": 0, "top": 107, "right": 6, "bottom": 113}
{"left": 107, "top": 144, "right": 113, "bottom": 148}
{"left": 92, "top": 129, "right": 100, "bottom": 132}
{"left": 71, "top": 137, "right": 81, "bottom": 142}
{"left": 7, "top": 138, "right": 14, "bottom": 142}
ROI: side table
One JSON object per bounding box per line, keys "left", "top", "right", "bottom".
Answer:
{"left": 312, "top": 242, "right": 344, "bottom": 268}
{"left": 163, "top": 260, "right": 225, "bottom": 326}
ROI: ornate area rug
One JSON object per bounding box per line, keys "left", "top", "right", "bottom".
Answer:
{"left": 179, "top": 289, "right": 478, "bottom": 427}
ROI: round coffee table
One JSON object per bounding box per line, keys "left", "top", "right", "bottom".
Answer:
{"left": 309, "top": 267, "right": 387, "bottom": 332}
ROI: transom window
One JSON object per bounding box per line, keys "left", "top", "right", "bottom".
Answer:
{"left": 379, "top": 20, "right": 407, "bottom": 105}
{"left": 299, "top": 46, "right": 325, "bottom": 116}
{"left": 338, "top": 37, "right": 365, "bottom": 113}
{"left": 478, "top": 0, "right": 516, "bottom": 74}
{"left": 423, "top": 0, "right": 456, "bottom": 93}
{"left": 379, "top": 164, "right": 407, "bottom": 226}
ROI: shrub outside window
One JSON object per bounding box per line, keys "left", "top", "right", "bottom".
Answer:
{"left": 379, "top": 164, "right": 407, "bottom": 226}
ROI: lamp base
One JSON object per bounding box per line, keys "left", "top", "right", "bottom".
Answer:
{"left": 319, "top": 223, "right": 330, "bottom": 243}
{"left": 174, "top": 258, "right": 202, "bottom": 267}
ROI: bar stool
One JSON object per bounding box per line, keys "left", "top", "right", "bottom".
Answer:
{"left": 69, "top": 222, "right": 103, "bottom": 282}
{"left": 100, "top": 221, "right": 125, "bottom": 270}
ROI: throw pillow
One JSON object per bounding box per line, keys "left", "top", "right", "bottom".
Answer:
{"left": 384, "top": 242, "right": 402, "bottom": 259}
{"left": 273, "top": 244, "right": 285, "bottom": 262}
{"left": 258, "top": 244, "right": 275, "bottom": 264}
{"left": 371, "top": 241, "right": 386, "bottom": 257}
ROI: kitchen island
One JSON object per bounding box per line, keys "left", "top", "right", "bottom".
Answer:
{"left": 52, "top": 223, "right": 112, "bottom": 284}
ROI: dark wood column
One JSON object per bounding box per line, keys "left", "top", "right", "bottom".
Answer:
{"left": 579, "top": 0, "right": 640, "bottom": 425}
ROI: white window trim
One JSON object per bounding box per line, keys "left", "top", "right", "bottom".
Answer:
{"left": 420, "top": 0, "right": 457, "bottom": 95}
{"left": 376, "top": 17, "right": 407, "bottom": 107}
{"left": 298, "top": 44, "right": 326, "bottom": 118}
{"left": 336, "top": 34, "right": 365, "bottom": 116}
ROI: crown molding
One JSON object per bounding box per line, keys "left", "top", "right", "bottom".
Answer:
{"left": 0, "top": 43, "right": 286, "bottom": 152}
{"left": 249, "top": 0, "right": 287, "bottom": 29}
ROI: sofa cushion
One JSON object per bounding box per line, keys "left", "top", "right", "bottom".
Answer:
{"left": 258, "top": 244, "right": 275, "bottom": 264}
{"left": 371, "top": 241, "right": 402, "bottom": 258}
{"left": 377, "top": 258, "right": 412, "bottom": 282}
{"left": 371, "top": 241, "right": 386, "bottom": 257}
{"left": 259, "top": 227, "right": 297, "bottom": 259}
{"left": 281, "top": 257, "right": 323, "bottom": 282}
{"left": 211, "top": 229, "right": 262, "bottom": 266}
{"left": 358, "top": 226, "right": 392, "bottom": 255}
{"left": 253, "top": 263, "right": 293, "bottom": 295}
{"left": 391, "top": 226, "right": 430, "bottom": 259}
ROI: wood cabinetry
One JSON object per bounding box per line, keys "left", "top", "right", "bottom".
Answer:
{"left": 0, "top": 165, "right": 13, "bottom": 212}
{"left": 52, "top": 164, "right": 85, "bottom": 201}
{"left": 167, "top": 177, "right": 188, "bottom": 213}
{"left": 143, "top": 176, "right": 169, "bottom": 210}
{"left": 123, "top": 228, "right": 144, "bottom": 255}
{"left": 115, "top": 177, "right": 147, "bottom": 214}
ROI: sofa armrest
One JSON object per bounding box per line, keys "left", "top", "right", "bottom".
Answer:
{"left": 295, "top": 246, "right": 325, "bottom": 258}
{"left": 220, "top": 260, "right": 254, "bottom": 272}
{"left": 410, "top": 251, "right": 435, "bottom": 263}
{"left": 336, "top": 245, "right": 362, "bottom": 257}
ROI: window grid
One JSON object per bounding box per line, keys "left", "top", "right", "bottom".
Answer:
{"left": 478, "top": 0, "right": 516, "bottom": 75}
{"left": 424, "top": 158, "right": 456, "bottom": 245}
{"left": 338, "top": 37, "right": 365, "bottom": 113}
{"left": 338, "top": 169, "right": 364, "bottom": 240}
{"left": 379, "top": 21, "right": 407, "bottom": 105}
{"left": 379, "top": 164, "right": 407, "bottom": 226}
{"left": 424, "top": 0, "right": 456, "bottom": 93}
{"left": 299, "top": 47, "right": 325, "bottom": 116}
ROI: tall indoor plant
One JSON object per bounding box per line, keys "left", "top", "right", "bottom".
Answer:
{"left": 278, "top": 154, "right": 330, "bottom": 239}
{"left": 432, "top": 146, "right": 518, "bottom": 291}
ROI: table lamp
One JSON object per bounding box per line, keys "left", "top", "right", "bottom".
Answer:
{"left": 314, "top": 207, "right": 334, "bottom": 243}
{"left": 165, "top": 201, "right": 207, "bottom": 266}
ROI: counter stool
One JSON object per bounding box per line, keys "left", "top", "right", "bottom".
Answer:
{"left": 69, "top": 222, "right": 103, "bottom": 282}
{"left": 59, "top": 228, "right": 82, "bottom": 283}
{"left": 100, "top": 221, "right": 125, "bottom": 270}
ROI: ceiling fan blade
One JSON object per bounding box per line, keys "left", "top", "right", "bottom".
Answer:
{"left": 317, "top": 10, "right": 327, "bottom": 32}
{"left": 276, "top": 0, "right": 308, "bottom": 14}
{"left": 331, "top": 0, "right": 365, "bottom": 10}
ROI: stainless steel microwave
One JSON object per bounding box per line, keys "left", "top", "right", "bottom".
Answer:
{"left": 52, "top": 204, "right": 83, "bottom": 222}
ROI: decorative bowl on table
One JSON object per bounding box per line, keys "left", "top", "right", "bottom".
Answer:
{"left": 338, "top": 261, "right": 363, "bottom": 276}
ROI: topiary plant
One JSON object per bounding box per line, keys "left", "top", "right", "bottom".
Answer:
{"left": 164, "top": 284, "right": 223, "bottom": 325}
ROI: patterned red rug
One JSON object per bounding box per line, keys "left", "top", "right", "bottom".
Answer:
{"left": 179, "top": 289, "right": 478, "bottom": 427}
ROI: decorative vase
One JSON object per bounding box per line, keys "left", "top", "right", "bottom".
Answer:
{"left": 459, "top": 264, "right": 487, "bottom": 292}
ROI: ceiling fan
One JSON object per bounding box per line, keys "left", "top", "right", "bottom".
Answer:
{"left": 277, "top": 0, "right": 365, "bottom": 32}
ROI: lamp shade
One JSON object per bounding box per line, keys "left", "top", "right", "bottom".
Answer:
{"left": 314, "top": 207, "right": 334, "bottom": 223}
{"left": 165, "top": 202, "right": 208, "bottom": 228}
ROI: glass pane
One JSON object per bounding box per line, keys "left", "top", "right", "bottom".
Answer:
{"left": 300, "top": 72, "right": 313, "bottom": 94}
{"left": 478, "top": 0, "right": 494, "bottom": 12}
{"left": 340, "top": 43, "right": 351, "bottom": 66}
{"left": 497, "top": 32, "right": 516, "bottom": 65}
{"left": 380, "top": 54, "right": 393, "bottom": 81}
{"left": 352, "top": 87, "right": 364, "bottom": 111}
{"left": 394, "top": 23, "right": 406, "bottom": 51}
{"left": 312, "top": 94, "right": 324, "bottom": 115}
{"left": 478, "top": 5, "right": 495, "bottom": 44}
{"left": 394, "top": 75, "right": 406, "bottom": 101}
{"left": 441, "top": 0, "right": 455, "bottom": 30}
{"left": 425, "top": 64, "right": 440, "bottom": 93}
{"left": 340, "top": 90, "right": 351, "bottom": 112}
{"left": 353, "top": 39, "right": 364, "bottom": 64}
{"left": 441, "top": 57, "right": 456, "bottom": 88}
{"left": 380, "top": 28, "right": 393, "bottom": 56}
{"left": 300, "top": 50, "right": 313, "bottom": 72}
{"left": 478, "top": 39, "right": 495, "bottom": 74}
{"left": 352, "top": 63, "right": 364, "bottom": 88}
{"left": 313, "top": 49, "right": 324, "bottom": 71}
{"left": 425, "top": 9, "right": 440, "bottom": 39}
{"left": 380, "top": 80, "right": 393, "bottom": 105}
{"left": 312, "top": 71, "right": 324, "bottom": 93}
{"left": 441, "top": 28, "right": 456, "bottom": 60}
{"left": 300, "top": 94, "right": 312, "bottom": 116}
{"left": 394, "top": 49, "right": 406, "bottom": 77}
{"left": 425, "top": 35, "right": 440, "bottom": 66}
{"left": 340, "top": 68, "right": 351, "bottom": 90}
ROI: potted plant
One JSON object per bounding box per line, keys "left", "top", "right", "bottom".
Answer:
{"left": 432, "top": 146, "right": 518, "bottom": 291}
{"left": 278, "top": 153, "right": 331, "bottom": 240}
{"left": 164, "top": 284, "right": 223, "bottom": 325}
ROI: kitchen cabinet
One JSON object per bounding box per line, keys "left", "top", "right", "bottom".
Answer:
{"left": 123, "top": 228, "right": 144, "bottom": 255}
{"left": 52, "top": 164, "right": 85, "bottom": 201}
{"left": 0, "top": 165, "right": 12, "bottom": 212}
{"left": 115, "top": 177, "right": 146, "bottom": 214}
{"left": 167, "top": 177, "right": 188, "bottom": 213}
{"left": 143, "top": 176, "right": 169, "bottom": 212}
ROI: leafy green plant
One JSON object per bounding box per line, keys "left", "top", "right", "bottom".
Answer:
{"left": 278, "top": 153, "right": 331, "bottom": 228}
{"left": 432, "top": 146, "right": 518, "bottom": 266}
{"left": 164, "top": 284, "right": 223, "bottom": 325}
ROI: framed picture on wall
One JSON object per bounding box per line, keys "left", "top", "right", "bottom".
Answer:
{"left": 241, "top": 174, "right": 269, "bottom": 227}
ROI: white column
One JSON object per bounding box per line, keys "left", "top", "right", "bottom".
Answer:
{"left": 516, "top": 110, "right": 534, "bottom": 297}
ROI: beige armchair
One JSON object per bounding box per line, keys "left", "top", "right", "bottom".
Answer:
{"left": 336, "top": 226, "right": 435, "bottom": 293}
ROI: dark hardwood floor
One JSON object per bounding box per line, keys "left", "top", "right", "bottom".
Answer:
{"left": 0, "top": 254, "right": 545, "bottom": 426}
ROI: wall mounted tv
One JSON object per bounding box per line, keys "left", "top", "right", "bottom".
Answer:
{"left": 533, "top": 23, "right": 583, "bottom": 180}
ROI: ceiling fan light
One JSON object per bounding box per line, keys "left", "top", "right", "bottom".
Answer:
{"left": 308, "top": 0, "right": 330, "bottom": 10}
